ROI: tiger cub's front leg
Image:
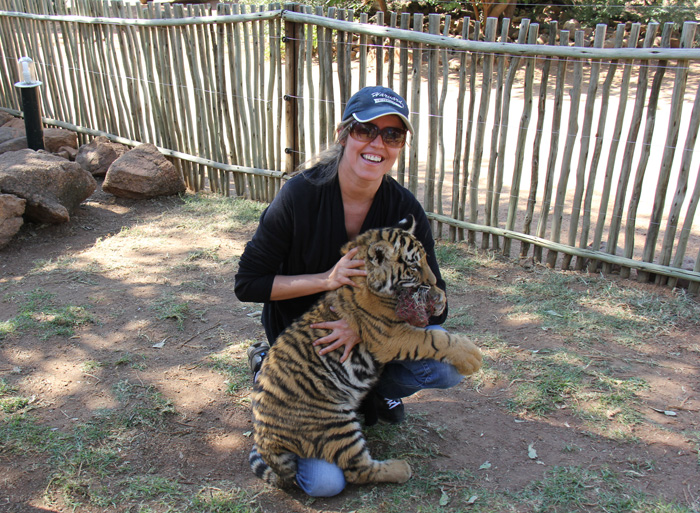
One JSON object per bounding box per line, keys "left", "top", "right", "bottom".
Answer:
{"left": 372, "top": 326, "right": 482, "bottom": 376}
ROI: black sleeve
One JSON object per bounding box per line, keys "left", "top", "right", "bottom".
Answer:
{"left": 234, "top": 188, "right": 294, "bottom": 304}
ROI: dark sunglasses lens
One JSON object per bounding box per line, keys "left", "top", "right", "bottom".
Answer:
{"left": 381, "top": 128, "right": 406, "bottom": 147}
{"left": 351, "top": 123, "right": 377, "bottom": 141}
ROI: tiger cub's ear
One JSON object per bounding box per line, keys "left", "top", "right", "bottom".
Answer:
{"left": 397, "top": 215, "right": 416, "bottom": 235}
{"left": 367, "top": 240, "right": 394, "bottom": 267}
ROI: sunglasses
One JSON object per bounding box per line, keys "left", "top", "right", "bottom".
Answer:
{"left": 348, "top": 121, "right": 408, "bottom": 148}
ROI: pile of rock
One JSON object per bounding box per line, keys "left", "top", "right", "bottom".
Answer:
{"left": 0, "top": 112, "right": 186, "bottom": 249}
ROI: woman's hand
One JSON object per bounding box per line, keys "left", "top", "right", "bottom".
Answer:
{"left": 324, "top": 247, "right": 366, "bottom": 291}
{"left": 312, "top": 316, "right": 361, "bottom": 363}
{"left": 269, "top": 248, "right": 366, "bottom": 301}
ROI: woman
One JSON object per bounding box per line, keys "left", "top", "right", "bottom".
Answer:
{"left": 234, "top": 86, "right": 463, "bottom": 497}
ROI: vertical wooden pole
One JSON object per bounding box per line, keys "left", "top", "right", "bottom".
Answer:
{"left": 522, "top": 21, "right": 557, "bottom": 258}
{"left": 284, "top": 2, "right": 300, "bottom": 174}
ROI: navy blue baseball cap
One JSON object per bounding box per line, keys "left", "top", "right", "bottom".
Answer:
{"left": 342, "top": 86, "right": 414, "bottom": 133}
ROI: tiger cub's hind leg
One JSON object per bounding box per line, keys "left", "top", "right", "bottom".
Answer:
{"left": 341, "top": 447, "right": 412, "bottom": 484}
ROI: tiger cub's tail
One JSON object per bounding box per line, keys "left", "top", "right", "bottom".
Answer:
{"left": 249, "top": 445, "right": 300, "bottom": 488}
{"left": 249, "top": 445, "right": 279, "bottom": 486}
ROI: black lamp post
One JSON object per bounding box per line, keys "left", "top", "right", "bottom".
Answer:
{"left": 14, "top": 56, "right": 44, "bottom": 151}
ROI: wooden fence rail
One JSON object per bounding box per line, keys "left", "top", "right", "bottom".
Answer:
{"left": 1, "top": 0, "right": 699, "bottom": 291}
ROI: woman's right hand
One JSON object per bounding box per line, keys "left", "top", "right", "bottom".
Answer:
{"left": 269, "top": 248, "right": 367, "bottom": 301}
{"left": 324, "top": 247, "right": 367, "bottom": 291}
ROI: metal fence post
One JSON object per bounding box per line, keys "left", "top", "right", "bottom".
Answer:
{"left": 14, "top": 56, "right": 44, "bottom": 151}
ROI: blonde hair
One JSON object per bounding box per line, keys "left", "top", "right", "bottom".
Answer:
{"left": 293, "top": 120, "right": 353, "bottom": 185}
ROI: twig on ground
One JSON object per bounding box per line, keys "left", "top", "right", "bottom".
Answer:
{"left": 179, "top": 322, "right": 222, "bottom": 347}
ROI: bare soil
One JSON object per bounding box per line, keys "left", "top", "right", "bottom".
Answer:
{"left": 1, "top": 186, "right": 699, "bottom": 512}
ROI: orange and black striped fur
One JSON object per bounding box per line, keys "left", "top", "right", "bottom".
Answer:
{"left": 249, "top": 218, "right": 482, "bottom": 488}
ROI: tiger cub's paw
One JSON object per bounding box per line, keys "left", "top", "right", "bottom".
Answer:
{"left": 452, "top": 339, "right": 483, "bottom": 376}
{"left": 379, "top": 459, "right": 412, "bottom": 483}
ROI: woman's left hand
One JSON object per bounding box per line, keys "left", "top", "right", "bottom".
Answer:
{"left": 311, "top": 317, "right": 361, "bottom": 363}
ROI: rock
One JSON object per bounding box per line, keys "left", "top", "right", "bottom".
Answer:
{"left": 0, "top": 111, "right": 15, "bottom": 127}
{"left": 3, "top": 117, "right": 25, "bottom": 129}
{"left": 0, "top": 149, "right": 97, "bottom": 224}
{"left": 103, "top": 143, "right": 186, "bottom": 199}
{"left": 0, "top": 126, "right": 25, "bottom": 145}
{"left": 0, "top": 193, "right": 25, "bottom": 248}
{"left": 76, "top": 136, "right": 130, "bottom": 176}
{"left": 0, "top": 136, "right": 28, "bottom": 155}
{"left": 55, "top": 146, "right": 79, "bottom": 161}
{"left": 0, "top": 127, "right": 78, "bottom": 156}
{"left": 44, "top": 129, "right": 78, "bottom": 153}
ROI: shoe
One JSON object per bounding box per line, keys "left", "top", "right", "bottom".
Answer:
{"left": 376, "top": 396, "right": 405, "bottom": 425}
{"left": 247, "top": 341, "right": 270, "bottom": 378}
{"left": 359, "top": 392, "right": 405, "bottom": 426}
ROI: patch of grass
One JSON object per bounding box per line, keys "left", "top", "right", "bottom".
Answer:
{"left": 435, "top": 242, "right": 478, "bottom": 290}
{"left": 180, "top": 194, "right": 266, "bottom": 233}
{"left": 500, "top": 271, "right": 700, "bottom": 345}
{"left": 82, "top": 360, "right": 104, "bottom": 372}
{"left": 186, "top": 248, "right": 221, "bottom": 262}
{"left": 442, "top": 305, "right": 475, "bottom": 330}
{"left": 27, "top": 257, "right": 102, "bottom": 285}
{"left": 0, "top": 289, "right": 94, "bottom": 340}
{"left": 110, "top": 380, "right": 175, "bottom": 428}
{"left": 152, "top": 293, "right": 190, "bottom": 330}
{"left": 525, "top": 465, "right": 696, "bottom": 513}
{"left": 506, "top": 350, "right": 649, "bottom": 431}
{"left": 346, "top": 464, "right": 689, "bottom": 513}
{"left": 191, "top": 486, "right": 260, "bottom": 513}
{"left": 209, "top": 343, "right": 253, "bottom": 396}
{"left": 0, "top": 378, "right": 32, "bottom": 413}
{"left": 366, "top": 412, "right": 445, "bottom": 461}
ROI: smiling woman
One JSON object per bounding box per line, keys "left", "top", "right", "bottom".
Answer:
{"left": 234, "top": 86, "right": 468, "bottom": 497}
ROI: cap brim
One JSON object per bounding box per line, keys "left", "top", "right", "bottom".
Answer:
{"left": 352, "top": 112, "right": 414, "bottom": 134}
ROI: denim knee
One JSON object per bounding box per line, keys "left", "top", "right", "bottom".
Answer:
{"left": 296, "top": 458, "right": 346, "bottom": 497}
{"left": 374, "top": 324, "right": 465, "bottom": 398}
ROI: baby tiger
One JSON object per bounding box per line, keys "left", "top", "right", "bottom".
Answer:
{"left": 249, "top": 217, "right": 482, "bottom": 488}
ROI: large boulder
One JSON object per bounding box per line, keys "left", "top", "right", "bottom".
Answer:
{"left": 0, "top": 127, "right": 78, "bottom": 156}
{"left": 0, "top": 126, "right": 25, "bottom": 145}
{"left": 0, "top": 193, "right": 25, "bottom": 248}
{"left": 2, "top": 117, "right": 25, "bottom": 129}
{"left": 0, "top": 149, "right": 97, "bottom": 224}
{"left": 76, "top": 136, "right": 130, "bottom": 176}
{"left": 103, "top": 143, "right": 186, "bottom": 199}
{"left": 0, "top": 111, "right": 15, "bottom": 126}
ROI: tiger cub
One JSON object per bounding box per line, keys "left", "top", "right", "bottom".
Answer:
{"left": 249, "top": 218, "right": 482, "bottom": 488}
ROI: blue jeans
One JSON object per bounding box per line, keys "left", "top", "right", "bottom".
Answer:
{"left": 297, "top": 326, "right": 463, "bottom": 497}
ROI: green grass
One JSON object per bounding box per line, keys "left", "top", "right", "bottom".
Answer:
{"left": 152, "top": 292, "right": 191, "bottom": 330}
{"left": 1, "top": 408, "right": 258, "bottom": 512}
{"left": 504, "top": 349, "right": 649, "bottom": 434}
{"left": 209, "top": 342, "right": 254, "bottom": 397}
{"left": 180, "top": 194, "right": 266, "bottom": 233}
{"left": 500, "top": 270, "right": 700, "bottom": 345}
{"left": 434, "top": 242, "right": 480, "bottom": 291}
{"left": 0, "top": 288, "right": 94, "bottom": 340}
{"left": 0, "top": 378, "right": 32, "bottom": 413}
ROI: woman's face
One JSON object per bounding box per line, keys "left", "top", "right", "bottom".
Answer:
{"left": 338, "top": 114, "right": 406, "bottom": 185}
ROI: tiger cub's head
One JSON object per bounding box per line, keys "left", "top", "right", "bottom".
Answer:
{"left": 342, "top": 216, "right": 446, "bottom": 321}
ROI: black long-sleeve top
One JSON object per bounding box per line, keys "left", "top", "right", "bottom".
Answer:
{"left": 234, "top": 165, "right": 447, "bottom": 344}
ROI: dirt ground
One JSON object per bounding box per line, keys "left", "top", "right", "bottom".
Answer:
{"left": 1, "top": 186, "right": 700, "bottom": 512}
